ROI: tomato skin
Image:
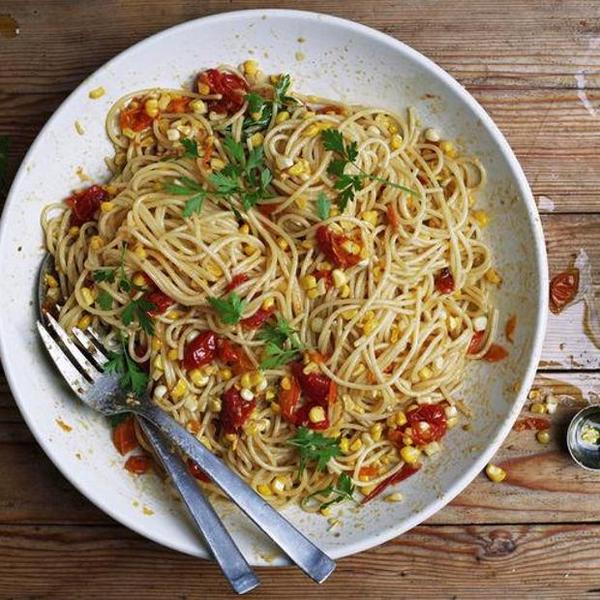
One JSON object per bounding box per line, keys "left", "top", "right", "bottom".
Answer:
{"left": 217, "top": 338, "right": 254, "bottom": 374}
{"left": 386, "top": 204, "right": 399, "bottom": 230}
{"left": 119, "top": 102, "right": 154, "bottom": 132}
{"left": 187, "top": 458, "right": 211, "bottom": 482}
{"left": 198, "top": 69, "right": 248, "bottom": 115}
{"left": 361, "top": 463, "right": 420, "bottom": 504}
{"left": 279, "top": 377, "right": 301, "bottom": 424}
{"left": 314, "top": 269, "right": 333, "bottom": 289}
{"left": 468, "top": 330, "right": 485, "bottom": 354}
{"left": 550, "top": 268, "right": 579, "bottom": 314}
{"left": 124, "top": 454, "right": 152, "bottom": 474}
{"left": 220, "top": 387, "right": 256, "bottom": 434}
{"left": 359, "top": 465, "right": 379, "bottom": 478}
{"left": 290, "top": 362, "right": 334, "bottom": 405}
{"left": 112, "top": 417, "right": 138, "bottom": 455}
{"left": 316, "top": 105, "right": 345, "bottom": 115}
{"left": 145, "top": 290, "right": 175, "bottom": 316}
{"left": 435, "top": 267, "right": 455, "bottom": 294}
{"left": 240, "top": 307, "right": 275, "bottom": 330}
{"left": 166, "top": 97, "right": 190, "bottom": 113}
{"left": 183, "top": 330, "right": 218, "bottom": 370}
{"left": 225, "top": 273, "right": 249, "bottom": 292}
{"left": 316, "top": 226, "right": 362, "bottom": 268}
{"left": 513, "top": 417, "right": 550, "bottom": 432}
{"left": 406, "top": 404, "right": 448, "bottom": 446}
{"left": 483, "top": 344, "right": 508, "bottom": 362}
{"left": 65, "top": 184, "right": 108, "bottom": 226}
{"left": 505, "top": 314, "right": 517, "bottom": 343}
{"left": 256, "top": 202, "right": 281, "bottom": 217}
{"left": 295, "top": 404, "right": 330, "bottom": 430}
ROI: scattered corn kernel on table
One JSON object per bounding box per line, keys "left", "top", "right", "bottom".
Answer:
{"left": 2, "top": 1, "right": 600, "bottom": 598}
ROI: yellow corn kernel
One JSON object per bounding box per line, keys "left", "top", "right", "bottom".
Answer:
{"left": 275, "top": 111, "right": 290, "bottom": 124}
{"left": 224, "top": 432, "right": 237, "bottom": 443}
{"left": 45, "top": 274, "right": 59, "bottom": 288}
{"left": 245, "top": 421, "right": 258, "bottom": 436}
{"left": 243, "top": 244, "right": 255, "bottom": 256}
{"left": 257, "top": 483, "right": 272, "bottom": 497}
{"left": 391, "top": 134, "right": 403, "bottom": 150}
{"left": 132, "top": 273, "right": 146, "bottom": 288}
{"left": 249, "top": 132, "right": 264, "bottom": 147}
{"left": 341, "top": 309, "right": 358, "bottom": 320}
{"left": 197, "top": 83, "right": 210, "bottom": 95}
{"left": 250, "top": 371, "right": 264, "bottom": 387}
{"left": 81, "top": 287, "right": 94, "bottom": 307}
{"left": 370, "top": 423, "right": 383, "bottom": 442}
{"left": 243, "top": 59, "right": 259, "bottom": 76}
{"left": 89, "top": 235, "right": 104, "bottom": 251}
{"left": 219, "top": 368, "right": 233, "bottom": 381}
{"left": 166, "top": 310, "right": 183, "bottom": 320}
{"left": 281, "top": 376, "right": 292, "bottom": 391}
{"left": 100, "top": 201, "right": 114, "bottom": 214}
{"left": 306, "top": 288, "right": 319, "bottom": 300}
{"left": 144, "top": 98, "right": 159, "bottom": 118}
{"left": 271, "top": 476, "right": 286, "bottom": 494}
{"left": 69, "top": 226, "right": 80, "bottom": 236}
{"left": 277, "top": 237, "right": 289, "bottom": 250}
{"left": 341, "top": 240, "right": 361, "bottom": 255}
{"left": 153, "top": 355, "right": 163, "bottom": 370}
{"left": 133, "top": 244, "right": 146, "bottom": 259}
{"left": 239, "top": 224, "right": 250, "bottom": 235}
{"left": 303, "top": 124, "right": 320, "bottom": 137}
{"left": 536, "top": 430, "right": 550, "bottom": 445}
{"left": 320, "top": 506, "right": 332, "bottom": 517}
{"left": 210, "top": 158, "right": 226, "bottom": 171}
{"left": 302, "top": 111, "right": 315, "bottom": 120}
{"left": 485, "top": 267, "right": 502, "bottom": 284}
{"left": 265, "top": 388, "right": 276, "bottom": 401}
{"left": 241, "top": 372, "right": 252, "bottom": 389}
{"left": 340, "top": 438, "right": 350, "bottom": 454}
{"left": 208, "top": 398, "right": 222, "bottom": 413}
{"left": 270, "top": 401, "right": 280, "bottom": 414}
{"left": 206, "top": 261, "right": 223, "bottom": 278}
{"left": 288, "top": 160, "right": 308, "bottom": 177}
{"left": 440, "top": 140, "right": 457, "bottom": 158}
{"left": 261, "top": 297, "right": 275, "bottom": 311}
{"left": 189, "top": 99, "right": 207, "bottom": 115}
{"left": 339, "top": 284, "right": 351, "bottom": 299}
{"left": 350, "top": 438, "right": 363, "bottom": 452}
{"left": 400, "top": 445, "right": 421, "bottom": 464}
{"left": 122, "top": 127, "right": 136, "bottom": 139}
{"left": 388, "top": 123, "right": 399, "bottom": 135}
{"left": 485, "top": 463, "right": 507, "bottom": 483}
{"left": 77, "top": 314, "right": 92, "bottom": 330}
{"left": 151, "top": 338, "right": 162, "bottom": 352}
{"left": 74, "top": 120, "right": 85, "bottom": 135}
{"left": 360, "top": 484, "right": 376, "bottom": 496}
{"left": 361, "top": 210, "right": 378, "bottom": 226}
{"left": 88, "top": 86, "right": 105, "bottom": 99}
{"left": 419, "top": 366, "right": 433, "bottom": 380}
{"left": 395, "top": 411, "right": 407, "bottom": 426}
{"left": 385, "top": 492, "right": 404, "bottom": 503}
{"left": 167, "top": 348, "right": 179, "bottom": 362}
{"left": 309, "top": 405, "right": 326, "bottom": 423}
{"left": 531, "top": 402, "right": 546, "bottom": 414}
{"left": 199, "top": 436, "right": 212, "bottom": 450}
{"left": 301, "top": 275, "right": 317, "bottom": 290}
{"left": 472, "top": 210, "right": 490, "bottom": 227}
{"left": 295, "top": 196, "right": 307, "bottom": 209}
{"left": 170, "top": 378, "right": 188, "bottom": 400}
{"left": 362, "top": 320, "right": 378, "bottom": 335}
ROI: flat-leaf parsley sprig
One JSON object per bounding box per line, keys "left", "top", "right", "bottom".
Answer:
{"left": 208, "top": 292, "right": 246, "bottom": 325}
{"left": 257, "top": 314, "right": 304, "bottom": 369}
{"left": 300, "top": 473, "right": 356, "bottom": 511}
{"left": 104, "top": 334, "right": 149, "bottom": 397}
{"left": 321, "top": 129, "right": 419, "bottom": 211}
{"left": 287, "top": 427, "right": 341, "bottom": 476}
{"left": 164, "top": 176, "right": 207, "bottom": 218}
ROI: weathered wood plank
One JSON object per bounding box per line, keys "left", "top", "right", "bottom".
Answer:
{"left": 1, "top": 522, "right": 600, "bottom": 599}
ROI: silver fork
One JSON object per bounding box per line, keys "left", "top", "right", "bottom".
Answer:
{"left": 37, "top": 315, "right": 336, "bottom": 584}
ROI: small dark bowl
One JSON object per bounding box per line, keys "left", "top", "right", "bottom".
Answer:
{"left": 567, "top": 405, "right": 600, "bottom": 471}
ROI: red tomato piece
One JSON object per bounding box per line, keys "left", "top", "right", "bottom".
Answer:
{"left": 505, "top": 315, "right": 517, "bottom": 343}
{"left": 361, "top": 463, "right": 420, "bottom": 504}
{"left": 217, "top": 338, "right": 254, "bottom": 374}
{"left": 295, "top": 403, "right": 330, "bottom": 430}
{"left": 65, "top": 184, "right": 108, "bottom": 226}
{"left": 316, "top": 105, "right": 345, "bottom": 115}
{"left": 386, "top": 204, "right": 399, "bottom": 230}
{"left": 201, "top": 136, "right": 213, "bottom": 168}
{"left": 256, "top": 202, "right": 281, "bottom": 217}
{"left": 278, "top": 376, "right": 302, "bottom": 424}
{"left": 549, "top": 268, "right": 579, "bottom": 314}
{"left": 145, "top": 290, "right": 175, "bottom": 316}
{"left": 183, "top": 330, "right": 218, "bottom": 370}
{"left": 119, "top": 102, "right": 154, "bottom": 132}
{"left": 290, "top": 362, "right": 335, "bottom": 405}
{"left": 112, "top": 417, "right": 138, "bottom": 456}
{"left": 405, "top": 403, "right": 448, "bottom": 446}
{"left": 198, "top": 69, "right": 248, "bottom": 115}
{"left": 314, "top": 269, "right": 333, "bottom": 289}
{"left": 240, "top": 306, "right": 275, "bottom": 330}
{"left": 187, "top": 458, "right": 211, "bottom": 482}
{"left": 124, "top": 454, "right": 152, "bottom": 474}
{"left": 225, "top": 273, "right": 249, "bottom": 293}
{"left": 435, "top": 267, "right": 455, "bottom": 294}
{"left": 483, "top": 344, "right": 509, "bottom": 362}
{"left": 513, "top": 417, "right": 550, "bottom": 432}
{"left": 220, "top": 387, "right": 256, "bottom": 434}
{"left": 359, "top": 465, "right": 379, "bottom": 478}
{"left": 166, "top": 96, "right": 190, "bottom": 113}
{"left": 315, "top": 225, "right": 362, "bottom": 269}
{"left": 468, "top": 330, "right": 486, "bottom": 355}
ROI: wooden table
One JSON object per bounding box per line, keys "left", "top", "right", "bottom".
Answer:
{"left": 1, "top": 1, "right": 600, "bottom": 597}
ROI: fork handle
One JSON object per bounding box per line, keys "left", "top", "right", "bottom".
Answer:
{"left": 140, "top": 421, "right": 260, "bottom": 595}
{"left": 135, "top": 403, "right": 335, "bottom": 583}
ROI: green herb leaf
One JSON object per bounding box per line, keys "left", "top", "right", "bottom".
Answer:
{"left": 181, "top": 138, "right": 199, "bottom": 158}
{"left": 246, "top": 92, "right": 265, "bottom": 116}
{"left": 104, "top": 336, "right": 149, "bottom": 397}
{"left": 257, "top": 315, "right": 303, "bottom": 369}
{"left": 223, "top": 135, "right": 245, "bottom": 166}
{"left": 258, "top": 314, "right": 298, "bottom": 347}
{"left": 273, "top": 74, "right": 296, "bottom": 108}
{"left": 321, "top": 129, "right": 346, "bottom": 155}
{"left": 122, "top": 296, "right": 156, "bottom": 336}
{"left": 165, "top": 176, "right": 204, "bottom": 195}
{"left": 209, "top": 170, "right": 242, "bottom": 195}
{"left": 334, "top": 174, "right": 363, "bottom": 212}
{"left": 259, "top": 342, "right": 302, "bottom": 370}
{"left": 93, "top": 268, "right": 116, "bottom": 284}
{"left": 182, "top": 192, "right": 206, "bottom": 217}
{"left": 208, "top": 293, "right": 245, "bottom": 325}
{"left": 316, "top": 192, "right": 331, "bottom": 220}
{"left": 288, "top": 427, "right": 341, "bottom": 475}
{"left": 97, "top": 290, "right": 114, "bottom": 311}
{"left": 301, "top": 473, "right": 356, "bottom": 510}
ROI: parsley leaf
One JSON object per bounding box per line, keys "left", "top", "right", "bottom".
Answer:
{"left": 223, "top": 136, "right": 245, "bottom": 167}
{"left": 122, "top": 296, "right": 156, "bottom": 336}
{"left": 334, "top": 174, "right": 363, "bottom": 212}
{"left": 165, "top": 176, "right": 204, "bottom": 195}
{"left": 258, "top": 315, "right": 298, "bottom": 347}
{"left": 181, "top": 138, "right": 199, "bottom": 158}
{"left": 209, "top": 170, "right": 242, "bottom": 195}
{"left": 246, "top": 92, "right": 265, "bottom": 116}
{"left": 260, "top": 343, "right": 302, "bottom": 370}
{"left": 104, "top": 336, "right": 149, "bottom": 397}
{"left": 301, "top": 473, "right": 356, "bottom": 510}
{"left": 288, "top": 427, "right": 341, "bottom": 475}
{"left": 273, "top": 74, "right": 296, "bottom": 108}
{"left": 208, "top": 293, "right": 245, "bottom": 325}
{"left": 258, "top": 315, "right": 303, "bottom": 369}
{"left": 321, "top": 129, "right": 346, "bottom": 155}
{"left": 93, "top": 268, "right": 116, "bottom": 284}
{"left": 316, "top": 191, "right": 331, "bottom": 220}
{"left": 182, "top": 193, "right": 206, "bottom": 217}
{"left": 97, "top": 290, "right": 114, "bottom": 311}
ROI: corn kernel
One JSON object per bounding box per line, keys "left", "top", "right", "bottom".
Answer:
{"left": 122, "top": 127, "right": 136, "bottom": 139}
{"left": 45, "top": 274, "right": 59, "bottom": 288}
{"left": 151, "top": 338, "right": 162, "bottom": 352}
{"left": 190, "top": 99, "right": 207, "bottom": 114}
{"left": 360, "top": 484, "right": 376, "bottom": 496}
{"left": 307, "top": 289, "right": 319, "bottom": 300}
{"left": 81, "top": 287, "right": 94, "bottom": 307}
{"left": 362, "top": 320, "right": 377, "bottom": 335}
{"left": 265, "top": 388, "right": 276, "bottom": 401}
{"left": 419, "top": 366, "right": 433, "bottom": 381}
{"left": 197, "top": 83, "right": 210, "bottom": 95}
{"left": 133, "top": 244, "right": 146, "bottom": 259}
{"left": 370, "top": 423, "right": 383, "bottom": 442}
{"left": 249, "top": 132, "right": 264, "bottom": 148}
{"left": 99, "top": 201, "right": 114, "bottom": 214}
{"left": 89, "top": 235, "right": 104, "bottom": 251}
{"left": 206, "top": 261, "right": 223, "bottom": 277}
{"left": 281, "top": 376, "right": 292, "bottom": 391}
{"left": 396, "top": 411, "right": 408, "bottom": 427}
{"left": 153, "top": 355, "right": 163, "bottom": 370}
{"left": 167, "top": 348, "right": 179, "bottom": 362}
{"left": 250, "top": 371, "right": 264, "bottom": 387}
{"left": 320, "top": 506, "right": 332, "bottom": 517}
{"left": 339, "top": 284, "right": 351, "bottom": 299}
{"left": 219, "top": 367, "right": 232, "bottom": 381}
{"left": 131, "top": 273, "right": 145, "bottom": 288}
{"left": 331, "top": 269, "right": 347, "bottom": 289}
{"left": 303, "top": 124, "right": 320, "bottom": 137}
{"left": 531, "top": 402, "right": 546, "bottom": 414}
{"left": 257, "top": 484, "right": 272, "bottom": 496}
{"left": 301, "top": 275, "right": 317, "bottom": 290}
{"left": 210, "top": 158, "right": 226, "bottom": 171}
{"left": 77, "top": 314, "right": 92, "bottom": 330}
{"left": 144, "top": 98, "right": 159, "bottom": 118}
{"left": 341, "top": 309, "right": 358, "bottom": 320}
{"left": 400, "top": 446, "right": 421, "bottom": 464}
{"left": 237, "top": 224, "right": 250, "bottom": 236}
{"left": 340, "top": 438, "right": 350, "bottom": 453}
{"left": 243, "top": 244, "right": 255, "bottom": 256}
{"left": 361, "top": 210, "right": 378, "bottom": 226}
{"left": 424, "top": 441, "right": 441, "bottom": 456}
{"left": 243, "top": 59, "right": 259, "bottom": 76}
{"left": 275, "top": 111, "right": 290, "bottom": 124}
{"left": 277, "top": 237, "right": 289, "bottom": 250}
{"left": 241, "top": 372, "right": 252, "bottom": 389}
{"left": 473, "top": 210, "right": 490, "bottom": 227}
{"left": 295, "top": 196, "right": 307, "bottom": 209}
{"left": 440, "top": 140, "right": 457, "bottom": 158}
{"left": 384, "top": 492, "right": 404, "bottom": 503}
{"left": 166, "top": 310, "right": 183, "bottom": 320}
{"left": 391, "top": 134, "right": 403, "bottom": 150}
{"left": 169, "top": 378, "right": 187, "bottom": 400}
{"left": 271, "top": 476, "right": 286, "bottom": 494}
{"left": 350, "top": 438, "right": 363, "bottom": 452}
{"left": 341, "top": 240, "right": 361, "bottom": 255}
{"left": 89, "top": 86, "right": 105, "bottom": 99}
{"left": 309, "top": 405, "right": 326, "bottom": 423}
{"left": 485, "top": 463, "right": 506, "bottom": 483}
{"left": 536, "top": 430, "right": 550, "bottom": 444}
{"left": 288, "top": 160, "right": 307, "bottom": 177}
{"left": 485, "top": 268, "right": 502, "bottom": 284}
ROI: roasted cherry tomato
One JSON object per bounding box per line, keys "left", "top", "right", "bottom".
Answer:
{"left": 468, "top": 330, "right": 486, "bottom": 355}
{"left": 187, "top": 458, "right": 211, "bottom": 482}
{"left": 290, "top": 362, "right": 335, "bottom": 405}
{"left": 198, "top": 69, "right": 248, "bottom": 115}
{"left": 513, "top": 417, "right": 550, "bottom": 432}
{"left": 240, "top": 306, "right": 275, "bottom": 330}
{"left": 314, "top": 269, "right": 333, "bottom": 289}
{"left": 119, "top": 101, "right": 154, "bottom": 132}
{"left": 124, "top": 454, "right": 152, "bottom": 474}
{"left": 316, "top": 105, "right": 345, "bottom": 115}
{"left": 220, "top": 387, "right": 256, "bottom": 434}
{"left": 483, "top": 344, "right": 509, "bottom": 362}
{"left": 435, "top": 267, "right": 455, "bottom": 294}
{"left": 505, "top": 315, "right": 517, "bottom": 343}
{"left": 361, "top": 463, "right": 420, "bottom": 504}
{"left": 225, "top": 273, "right": 249, "bottom": 293}
{"left": 358, "top": 465, "right": 380, "bottom": 478}
{"left": 316, "top": 225, "right": 362, "bottom": 268}
{"left": 217, "top": 338, "right": 254, "bottom": 374}
{"left": 145, "top": 290, "right": 175, "bottom": 316}
{"left": 386, "top": 204, "right": 399, "bottom": 230}
{"left": 65, "top": 184, "right": 108, "bottom": 226}
{"left": 166, "top": 96, "right": 190, "bottom": 113}
{"left": 406, "top": 404, "right": 448, "bottom": 446}
{"left": 278, "top": 376, "right": 301, "bottom": 424}
{"left": 112, "top": 416, "right": 138, "bottom": 455}
{"left": 256, "top": 202, "right": 281, "bottom": 217}
{"left": 183, "top": 330, "right": 218, "bottom": 370}
{"left": 549, "top": 268, "right": 579, "bottom": 314}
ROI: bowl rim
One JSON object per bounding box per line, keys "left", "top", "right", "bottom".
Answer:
{"left": 0, "top": 8, "right": 549, "bottom": 563}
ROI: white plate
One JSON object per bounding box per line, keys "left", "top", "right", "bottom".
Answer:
{"left": 0, "top": 9, "right": 548, "bottom": 565}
